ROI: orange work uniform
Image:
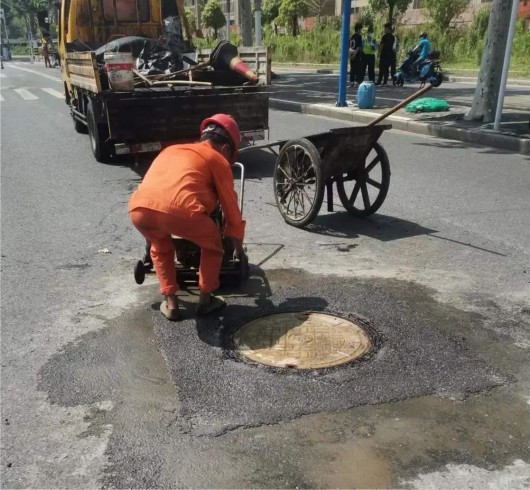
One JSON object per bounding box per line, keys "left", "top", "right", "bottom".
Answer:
{"left": 129, "top": 141, "right": 245, "bottom": 295}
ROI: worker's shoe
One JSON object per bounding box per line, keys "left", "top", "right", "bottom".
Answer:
{"left": 197, "top": 295, "right": 226, "bottom": 317}
{"left": 160, "top": 301, "right": 180, "bottom": 321}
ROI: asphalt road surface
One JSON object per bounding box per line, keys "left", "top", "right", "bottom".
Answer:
{"left": 2, "top": 61, "right": 530, "bottom": 489}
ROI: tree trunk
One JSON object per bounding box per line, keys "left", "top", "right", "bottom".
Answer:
{"left": 388, "top": 4, "right": 394, "bottom": 24}
{"left": 291, "top": 14, "right": 297, "bottom": 36}
{"left": 195, "top": 0, "right": 201, "bottom": 31}
{"left": 226, "top": 0, "right": 230, "bottom": 40}
{"left": 465, "top": 0, "right": 512, "bottom": 123}
{"left": 239, "top": 0, "right": 252, "bottom": 46}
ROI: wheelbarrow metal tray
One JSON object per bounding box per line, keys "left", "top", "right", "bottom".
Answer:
{"left": 307, "top": 125, "right": 391, "bottom": 178}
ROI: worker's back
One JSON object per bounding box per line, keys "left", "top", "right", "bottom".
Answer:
{"left": 129, "top": 142, "right": 229, "bottom": 217}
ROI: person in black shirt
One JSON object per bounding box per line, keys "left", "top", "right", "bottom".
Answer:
{"left": 349, "top": 23, "right": 364, "bottom": 88}
{"left": 391, "top": 26, "right": 398, "bottom": 80}
{"left": 376, "top": 23, "right": 395, "bottom": 86}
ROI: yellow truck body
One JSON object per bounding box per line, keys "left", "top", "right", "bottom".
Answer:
{"left": 58, "top": 0, "right": 270, "bottom": 162}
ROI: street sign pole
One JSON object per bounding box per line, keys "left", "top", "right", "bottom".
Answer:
{"left": 493, "top": 0, "right": 519, "bottom": 131}
{"left": 336, "top": 0, "right": 351, "bottom": 107}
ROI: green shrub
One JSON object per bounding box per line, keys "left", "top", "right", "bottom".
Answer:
{"left": 10, "top": 45, "right": 32, "bottom": 55}
{"left": 195, "top": 12, "right": 529, "bottom": 70}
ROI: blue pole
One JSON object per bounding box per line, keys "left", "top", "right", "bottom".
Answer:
{"left": 336, "top": 0, "right": 351, "bottom": 107}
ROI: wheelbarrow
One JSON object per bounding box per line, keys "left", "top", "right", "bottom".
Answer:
{"left": 252, "top": 125, "right": 391, "bottom": 227}
{"left": 245, "top": 83, "right": 434, "bottom": 227}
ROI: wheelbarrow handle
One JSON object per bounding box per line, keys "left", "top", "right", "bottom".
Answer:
{"left": 367, "top": 83, "right": 433, "bottom": 127}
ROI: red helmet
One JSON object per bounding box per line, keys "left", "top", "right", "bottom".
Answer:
{"left": 200, "top": 114, "right": 240, "bottom": 154}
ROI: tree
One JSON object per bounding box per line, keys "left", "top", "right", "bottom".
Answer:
{"left": 465, "top": 0, "right": 512, "bottom": 122}
{"left": 307, "top": 0, "right": 334, "bottom": 20}
{"left": 423, "top": 0, "right": 468, "bottom": 30}
{"left": 368, "top": 0, "right": 409, "bottom": 25}
{"left": 263, "top": 0, "right": 282, "bottom": 23}
{"left": 240, "top": 0, "right": 253, "bottom": 46}
{"left": 278, "top": 0, "right": 309, "bottom": 36}
{"left": 185, "top": 7, "right": 197, "bottom": 31}
{"left": 202, "top": 0, "right": 226, "bottom": 38}
{"left": 262, "top": 0, "right": 282, "bottom": 33}
{"left": 11, "top": 0, "right": 51, "bottom": 39}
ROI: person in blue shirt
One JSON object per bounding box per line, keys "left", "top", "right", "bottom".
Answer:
{"left": 413, "top": 32, "right": 431, "bottom": 67}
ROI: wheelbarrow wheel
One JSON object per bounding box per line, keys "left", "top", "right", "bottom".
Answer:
{"left": 273, "top": 138, "right": 324, "bottom": 228}
{"left": 336, "top": 142, "right": 391, "bottom": 218}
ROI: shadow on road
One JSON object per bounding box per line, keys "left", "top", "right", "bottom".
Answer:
{"left": 306, "top": 212, "right": 437, "bottom": 241}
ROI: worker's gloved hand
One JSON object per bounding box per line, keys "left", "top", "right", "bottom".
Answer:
{"left": 231, "top": 237, "right": 244, "bottom": 260}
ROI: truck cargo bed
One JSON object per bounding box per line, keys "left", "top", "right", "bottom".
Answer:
{"left": 103, "top": 85, "right": 268, "bottom": 143}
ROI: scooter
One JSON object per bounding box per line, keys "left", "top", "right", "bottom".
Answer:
{"left": 393, "top": 50, "right": 443, "bottom": 88}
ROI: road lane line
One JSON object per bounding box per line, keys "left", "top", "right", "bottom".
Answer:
{"left": 41, "top": 87, "right": 64, "bottom": 98}
{"left": 0, "top": 93, "right": 4, "bottom": 102}
{"left": 14, "top": 88, "right": 38, "bottom": 100}
{"left": 9, "top": 64, "right": 62, "bottom": 83}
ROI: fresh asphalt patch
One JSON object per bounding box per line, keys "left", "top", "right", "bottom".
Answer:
{"left": 153, "top": 268, "right": 507, "bottom": 437}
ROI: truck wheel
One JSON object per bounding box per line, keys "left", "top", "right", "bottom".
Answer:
{"left": 87, "top": 99, "right": 111, "bottom": 163}
{"left": 72, "top": 113, "right": 88, "bottom": 134}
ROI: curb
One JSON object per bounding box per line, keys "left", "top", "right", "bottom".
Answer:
{"left": 269, "top": 98, "right": 530, "bottom": 155}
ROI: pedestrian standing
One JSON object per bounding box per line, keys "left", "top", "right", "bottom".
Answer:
{"left": 362, "top": 25, "right": 377, "bottom": 83}
{"left": 391, "top": 27, "right": 399, "bottom": 81}
{"left": 42, "top": 42, "right": 51, "bottom": 68}
{"left": 349, "top": 23, "right": 364, "bottom": 88}
{"left": 376, "top": 22, "right": 395, "bottom": 86}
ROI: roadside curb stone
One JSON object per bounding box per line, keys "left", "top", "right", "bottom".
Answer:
{"left": 270, "top": 98, "right": 530, "bottom": 155}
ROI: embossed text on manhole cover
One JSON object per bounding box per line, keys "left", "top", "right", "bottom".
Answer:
{"left": 233, "top": 311, "right": 372, "bottom": 369}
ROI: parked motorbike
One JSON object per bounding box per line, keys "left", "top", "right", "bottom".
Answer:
{"left": 393, "top": 50, "right": 443, "bottom": 88}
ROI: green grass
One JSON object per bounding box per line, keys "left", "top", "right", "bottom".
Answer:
{"left": 263, "top": 18, "right": 530, "bottom": 78}
{"left": 444, "top": 61, "right": 530, "bottom": 78}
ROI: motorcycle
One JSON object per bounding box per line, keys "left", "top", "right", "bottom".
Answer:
{"left": 393, "top": 50, "right": 443, "bottom": 88}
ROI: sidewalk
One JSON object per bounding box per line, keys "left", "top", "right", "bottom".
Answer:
{"left": 269, "top": 69, "right": 530, "bottom": 155}
{"left": 272, "top": 62, "right": 530, "bottom": 87}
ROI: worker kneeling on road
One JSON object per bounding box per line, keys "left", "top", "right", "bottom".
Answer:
{"left": 129, "top": 114, "right": 245, "bottom": 321}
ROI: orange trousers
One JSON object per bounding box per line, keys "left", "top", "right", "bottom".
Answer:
{"left": 130, "top": 207, "right": 223, "bottom": 295}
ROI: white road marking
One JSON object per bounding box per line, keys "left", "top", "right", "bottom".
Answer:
{"left": 0, "top": 93, "right": 4, "bottom": 102}
{"left": 0, "top": 73, "right": 6, "bottom": 78}
{"left": 41, "top": 87, "right": 64, "bottom": 98}
{"left": 10, "top": 63, "right": 62, "bottom": 83}
{"left": 14, "top": 88, "right": 38, "bottom": 100}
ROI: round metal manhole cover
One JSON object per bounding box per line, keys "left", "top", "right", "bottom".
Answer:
{"left": 233, "top": 311, "right": 372, "bottom": 369}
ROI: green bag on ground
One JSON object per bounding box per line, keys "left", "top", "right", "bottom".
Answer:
{"left": 405, "top": 98, "right": 450, "bottom": 113}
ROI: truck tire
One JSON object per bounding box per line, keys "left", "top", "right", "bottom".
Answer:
{"left": 72, "top": 113, "right": 88, "bottom": 134}
{"left": 87, "top": 99, "right": 111, "bottom": 163}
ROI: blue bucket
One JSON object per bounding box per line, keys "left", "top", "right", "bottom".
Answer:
{"left": 357, "top": 81, "right": 375, "bottom": 109}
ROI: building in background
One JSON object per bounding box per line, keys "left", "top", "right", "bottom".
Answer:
{"left": 333, "top": 0, "right": 528, "bottom": 28}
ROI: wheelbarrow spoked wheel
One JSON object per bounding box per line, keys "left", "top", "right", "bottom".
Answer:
{"left": 273, "top": 138, "right": 324, "bottom": 227}
{"left": 336, "top": 142, "right": 391, "bottom": 218}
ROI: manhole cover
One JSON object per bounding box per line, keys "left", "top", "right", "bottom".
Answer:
{"left": 233, "top": 311, "right": 372, "bottom": 369}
